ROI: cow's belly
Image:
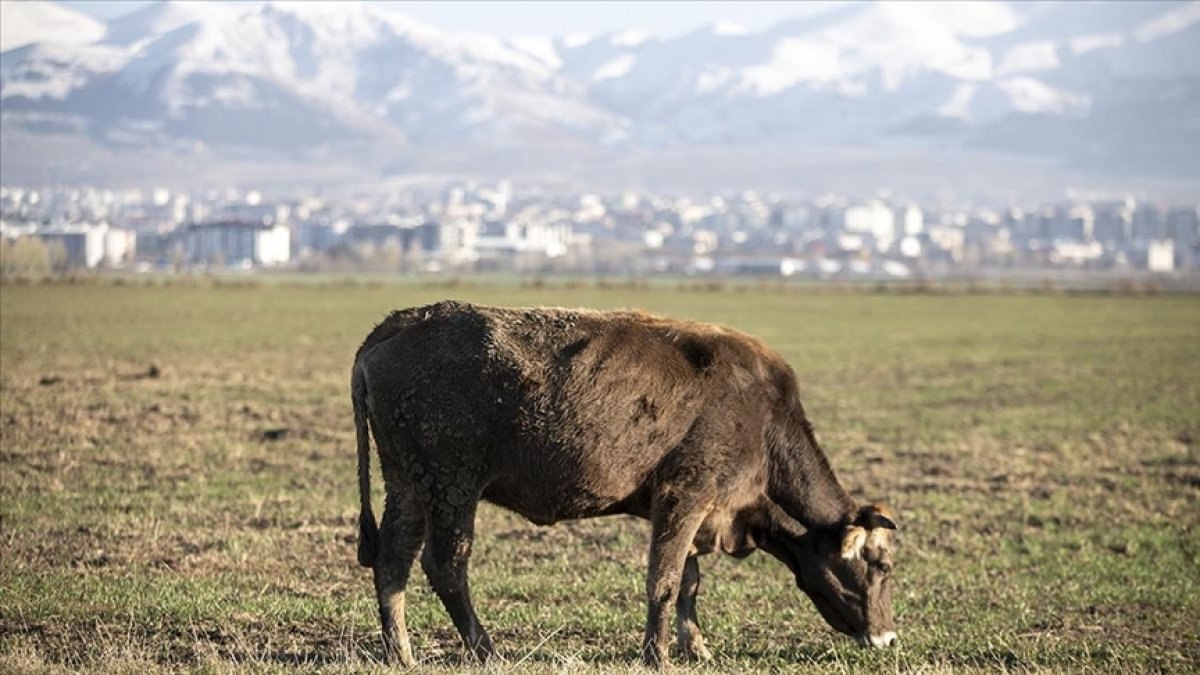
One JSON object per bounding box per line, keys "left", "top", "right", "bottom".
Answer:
{"left": 481, "top": 451, "right": 656, "bottom": 524}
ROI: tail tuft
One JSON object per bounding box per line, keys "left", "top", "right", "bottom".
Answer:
{"left": 357, "top": 510, "right": 380, "bottom": 567}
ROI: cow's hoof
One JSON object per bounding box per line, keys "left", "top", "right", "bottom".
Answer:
{"left": 641, "top": 645, "right": 668, "bottom": 669}
{"left": 679, "top": 638, "right": 713, "bottom": 662}
{"left": 689, "top": 644, "right": 714, "bottom": 662}
{"left": 382, "top": 646, "right": 416, "bottom": 668}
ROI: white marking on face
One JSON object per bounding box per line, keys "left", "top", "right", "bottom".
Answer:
{"left": 841, "top": 526, "right": 867, "bottom": 560}
{"left": 869, "top": 631, "right": 898, "bottom": 648}
{"left": 867, "top": 527, "right": 890, "bottom": 551}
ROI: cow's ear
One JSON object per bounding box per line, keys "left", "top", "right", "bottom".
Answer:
{"left": 841, "top": 526, "right": 868, "bottom": 560}
{"left": 855, "top": 504, "right": 898, "bottom": 530}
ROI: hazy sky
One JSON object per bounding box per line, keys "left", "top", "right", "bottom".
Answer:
{"left": 60, "top": 1, "right": 846, "bottom": 38}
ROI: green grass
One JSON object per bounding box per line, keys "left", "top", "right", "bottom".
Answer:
{"left": 2, "top": 280, "right": 1198, "bottom": 673}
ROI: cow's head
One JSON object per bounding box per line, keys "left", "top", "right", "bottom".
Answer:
{"left": 774, "top": 504, "right": 899, "bottom": 647}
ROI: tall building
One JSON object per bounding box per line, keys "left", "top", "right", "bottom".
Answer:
{"left": 897, "top": 203, "right": 924, "bottom": 236}
{"left": 184, "top": 221, "right": 290, "bottom": 266}
{"left": 1131, "top": 204, "right": 1165, "bottom": 241}
{"left": 844, "top": 200, "right": 896, "bottom": 251}
{"left": 1092, "top": 199, "right": 1134, "bottom": 245}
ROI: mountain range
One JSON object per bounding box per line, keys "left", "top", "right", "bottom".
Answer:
{"left": 1, "top": 0, "right": 1198, "bottom": 198}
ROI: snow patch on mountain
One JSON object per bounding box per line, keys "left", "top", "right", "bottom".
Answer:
{"left": 561, "top": 33, "right": 594, "bottom": 49}
{"left": 997, "top": 77, "right": 1088, "bottom": 114}
{"left": 1133, "top": 1, "right": 1200, "bottom": 42}
{"left": 0, "top": 1, "right": 104, "bottom": 51}
{"left": 1069, "top": 33, "right": 1124, "bottom": 56}
{"left": 694, "top": 66, "right": 736, "bottom": 94}
{"left": 509, "top": 36, "right": 562, "bottom": 69}
{"left": 102, "top": 0, "right": 236, "bottom": 49}
{"left": 938, "top": 83, "right": 978, "bottom": 119}
{"left": 711, "top": 21, "right": 749, "bottom": 36}
{"left": 736, "top": 2, "right": 999, "bottom": 97}
{"left": 1, "top": 42, "right": 126, "bottom": 100}
{"left": 996, "top": 41, "right": 1060, "bottom": 76}
{"left": 740, "top": 39, "right": 841, "bottom": 96}
{"left": 593, "top": 54, "right": 636, "bottom": 82}
{"left": 610, "top": 29, "right": 648, "bottom": 48}
{"left": 886, "top": 0, "right": 1020, "bottom": 38}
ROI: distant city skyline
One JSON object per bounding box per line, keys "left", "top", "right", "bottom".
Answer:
{"left": 58, "top": 0, "right": 846, "bottom": 39}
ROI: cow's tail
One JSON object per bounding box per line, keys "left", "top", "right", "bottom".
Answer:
{"left": 353, "top": 362, "right": 380, "bottom": 568}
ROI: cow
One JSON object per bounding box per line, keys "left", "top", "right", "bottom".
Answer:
{"left": 353, "top": 301, "right": 899, "bottom": 667}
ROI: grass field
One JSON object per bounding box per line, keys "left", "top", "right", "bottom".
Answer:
{"left": 1, "top": 279, "right": 1198, "bottom": 673}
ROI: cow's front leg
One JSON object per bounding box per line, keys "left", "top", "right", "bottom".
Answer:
{"left": 642, "top": 496, "right": 709, "bottom": 668}
{"left": 675, "top": 555, "right": 713, "bottom": 661}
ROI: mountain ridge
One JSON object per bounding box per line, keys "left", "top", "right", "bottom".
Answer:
{"left": 1, "top": 0, "right": 1197, "bottom": 194}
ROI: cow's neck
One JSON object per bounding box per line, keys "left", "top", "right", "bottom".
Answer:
{"left": 765, "top": 409, "right": 856, "bottom": 531}
{"left": 751, "top": 500, "right": 807, "bottom": 573}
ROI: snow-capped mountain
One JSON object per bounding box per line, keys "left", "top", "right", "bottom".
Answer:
{"left": 0, "top": 0, "right": 105, "bottom": 52}
{"left": 1, "top": 0, "right": 1197, "bottom": 189}
{"left": 1, "top": 1, "right": 621, "bottom": 151}
{"left": 559, "top": 1, "right": 1197, "bottom": 150}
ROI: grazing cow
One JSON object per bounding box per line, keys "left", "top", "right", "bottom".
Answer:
{"left": 353, "top": 301, "right": 899, "bottom": 667}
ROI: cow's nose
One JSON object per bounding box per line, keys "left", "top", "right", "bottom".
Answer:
{"left": 868, "top": 631, "right": 897, "bottom": 648}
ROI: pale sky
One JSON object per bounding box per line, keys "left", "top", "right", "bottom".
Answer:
{"left": 59, "top": 1, "right": 848, "bottom": 39}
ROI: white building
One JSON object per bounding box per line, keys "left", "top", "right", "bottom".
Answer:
{"left": 36, "top": 224, "right": 106, "bottom": 268}
{"left": 1147, "top": 240, "right": 1174, "bottom": 272}
{"left": 472, "top": 219, "right": 569, "bottom": 258}
{"left": 33, "top": 222, "right": 135, "bottom": 268}
{"left": 844, "top": 200, "right": 896, "bottom": 251}
{"left": 927, "top": 224, "right": 966, "bottom": 263}
{"left": 185, "top": 221, "right": 290, "bottom": 266}
{"left": 899, "top": 203, "right": 924, "bottom": 236}
{"left": 104, "top": 228, "right": 137, "bottom": 266}
{"left": 437, "top": 218, "right": 481, "bottom": 263}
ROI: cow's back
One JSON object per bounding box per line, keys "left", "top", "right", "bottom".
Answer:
{"left": 356, "top": 301, "right": 775, "bottom": 522}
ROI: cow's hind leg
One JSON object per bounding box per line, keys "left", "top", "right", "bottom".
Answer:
{"left": 421, "top": 497, "right": 495, "bottom": 663}
{"left": 374, "top": 492, "right": 426, "bottom": 666}
{"left": 675, "top": 555, "right": 713, "bottom": 661}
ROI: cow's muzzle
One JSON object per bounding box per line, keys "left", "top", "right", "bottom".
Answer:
{"left": 858, "top": 631, "right": 897, "bottom": 648}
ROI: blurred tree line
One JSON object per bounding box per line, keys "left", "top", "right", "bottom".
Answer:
{"left": 0, "top": 238, "right": 69, "bottom": 279}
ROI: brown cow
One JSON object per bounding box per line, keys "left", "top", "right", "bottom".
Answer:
{"left": 353, "top": 301, "right": 898, "bottom": 667}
